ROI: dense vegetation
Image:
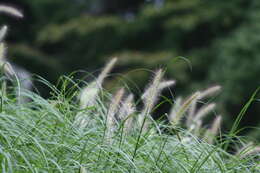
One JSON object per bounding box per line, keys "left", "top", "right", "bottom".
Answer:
{"left": 0, "top": 6, "right": 260, "bottom": 171}
{"left": 0, "top": 57, "right": 259, "bottom": 172}
{"left": 0, "top": 1, "right": 259, "bottom": 138}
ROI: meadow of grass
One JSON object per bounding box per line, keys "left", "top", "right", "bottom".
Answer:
{"left": 0, "top": 59, "right": 259, "bottom": 172}
{"left": 0, "top": 5, "right": 259, "bottom": 173}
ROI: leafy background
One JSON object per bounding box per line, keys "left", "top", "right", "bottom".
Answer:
{"left": 1, "top": 0, "right": 259, "bottom": 139}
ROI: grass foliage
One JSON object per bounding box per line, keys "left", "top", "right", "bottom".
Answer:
{"left": 0, "top": 62, "right": 258, "bottom": 172}
{"left": 0, "top": 5, "right": 259, "bottom": 173}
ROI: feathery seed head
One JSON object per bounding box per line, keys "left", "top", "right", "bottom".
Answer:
{"left": 97, "top": 57, "right": 117, "bottom": 85}
{"left": 193, "top": 119, "right": 202, "bottom": 136}
{"left": 79, "top": 58, "right": 117, "bottom": 108}
{"left": 204, "top": 115, "right": 222, "bottom": 144}
{"left": 186, "top": 99, "right": 197, "bottom": 127}
{"left": 194, "top": 103, "right": 216, "bottom": 122}
{"left": 0, "top": 25, "right": 7, "bottom": 42}
{"left": 170, "top": 92, "right": 200, "bottom": 125}
{"left": 0, "top": 5, "right": 23, "bottom": 18}
{"left": 106, "top": 88, "right": 125, "bottom": 142}
{"left": 107, "top": 88, "right": 125, "bottom": 118}
{"left": 79, "top": 82, "right": 100, "bottom": 108}
{"left": 141, "top": 69, "right": 164, "bottom": 108}
{"left": 138, "top": 69, "right": 164, "bottom": 126}
{"left": 118, "top": 94, "right": 135, "bottom": 120}
{"left": 118, "top": 94, "right": 135, "bottom": 133}
{"left": 198, "top": 85, "right": 221, "bottom": 99}
{"left": 158, "top": 80, "right": 175, "bottom": 91}
{"left": 209, "top": 115, "right": 222, "bottom": 135}
{"left": 141, "top": 80, "right": 175, "bottom": 100}
{"left": 0, "top": 43, "right": 6, "bottom": 61}
{"left": 168, "top": 97, "right": 182, "bottom": 122}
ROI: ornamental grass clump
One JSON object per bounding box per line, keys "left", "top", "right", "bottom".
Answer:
{"left": 0, "top": 4, "right": 259, "bottom": 172}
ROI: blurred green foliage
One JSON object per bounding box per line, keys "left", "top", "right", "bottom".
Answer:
{"left": 1, "top": 0, "right": 259, "bottom": 138}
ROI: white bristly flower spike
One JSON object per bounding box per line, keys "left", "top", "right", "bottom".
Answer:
{"left": 204, "top": 115, "right": 222, "bottom": 144}
{"left": 0, "top": 43, "right": 15, "bottom": 76}
{"left": 186, "top": 98, "right": 197, "bottom": 127}
{"left": 193, "top": 119, "right": 202, "bottom": 136}
{"left": 168, "top": 97, "right": 182, "bottom": 122}
{"left": 186, "top": 85, "right": 221, "bottom": 127}
{"left": 96, "top": 57, "right": 117, "bottom": 85}
{"left": 118, "top": 94, "right": 135, "bottom": 133}
{"left": 79, "top": 82, "right": 100, "bottom": 108}
{"left": 138, "top": 69, "right": 164, "bottom": 127}
{"left": 193, "top": 103, "right": 216, "bottom": 122}
{"left": 170, "top": 92, "right": 200, "bottom": 125}
{"left": 79, "top": 58, "right": 117, "bottom": 108}
{"left": 0, "top": 43, "right": 5, "bottom": 60}
{"left": 0, "top": 5, "right": 23, "bottom": 18}
{"left": 118, "top": 94, "right": 135, "bottom": 120}
{"left": 141, "top": 80, "right": 175, "bottom": 100}
{"left": 76, "top": 58, "right": 118, "bottom": 129}
{"left": 0, "top": 25, "right": 7, "bottom": 42}
{"left": 106, "top": 88, "right": 125, "bottom": 143}
{"left": 198, "top": 85, "right": 221, "bottom": 99}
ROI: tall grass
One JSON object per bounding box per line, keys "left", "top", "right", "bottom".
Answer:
{"left": 0, "top": 62, "right": 258, "bottom": 172}
{"left": 0, "top": 5, "right": 259, "bottom": 172}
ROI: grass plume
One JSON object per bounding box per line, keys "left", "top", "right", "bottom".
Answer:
{"left": 0, "top": 5, "right": 23, "bottom": 18}
{"left": 79, "top": 57, "right": 117, "bottom": 108}
{"left": 138, "top": 69, "right": 164, "bottom": 127}
{"left": 118, "top": 94, "right": 135, "bottom": 133}
{"left": 204, "top": 115, "right": 222, "bottom": 144}
{"left": 105, "top": 88, "right": 125, "bottom": 143}
{"left": 0, "top": 25, "right": 7, "bottom": 42}
{"left": 169, "top": 92, "right": 200, "bottom": 125}
{"left": 193, "top": 103, "right": 216, "bottom": 122}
